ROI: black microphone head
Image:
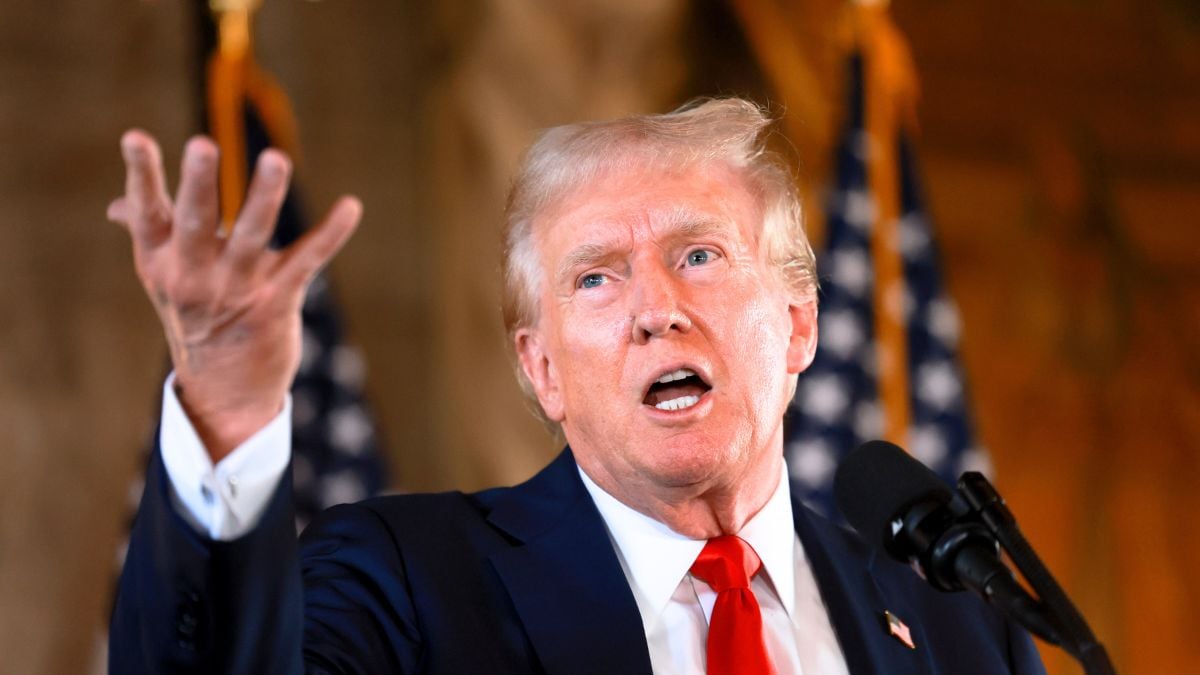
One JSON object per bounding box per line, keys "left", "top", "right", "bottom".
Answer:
{"left": 834, "top": 440, "right": 953, "bottom": 554}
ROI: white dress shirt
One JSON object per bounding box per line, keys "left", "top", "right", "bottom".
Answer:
{"left": 159, "top": 373, "right": 292, "bottom": 540}
{"left": 579, "top": 464, "right": 850, "bottom": 675}
{"left": 160, "top": 376, "right": 849, "bottom": 672}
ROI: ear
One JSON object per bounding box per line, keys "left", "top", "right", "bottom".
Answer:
{"left": 514, "top": 327, "right": 565, "bottom": 422}
{"left": 785, "top": 297, "right": 819, "bottom": 374}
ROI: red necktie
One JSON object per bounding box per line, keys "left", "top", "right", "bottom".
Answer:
{"left": 689, "top": 535, "right": 775, "bottom": 675}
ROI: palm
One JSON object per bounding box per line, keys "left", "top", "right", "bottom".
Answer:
{"left": 110, "top": 131, "right": 360, "bottom": 461}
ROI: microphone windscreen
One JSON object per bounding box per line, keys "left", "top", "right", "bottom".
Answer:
{"left": 834, "top": 440, "right": 953, "bottom": 548}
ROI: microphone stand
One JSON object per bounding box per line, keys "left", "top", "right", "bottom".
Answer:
{"left": 956, "top": 472, "right": 1117, "bottom": 675}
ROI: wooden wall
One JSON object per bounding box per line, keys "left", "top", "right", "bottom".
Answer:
{"left": 0, "top": 2, "right": 192, "bottom": 671}
{"left": 896, "top": 3, "right": 1200, "bottom": 671}
{"left": 0, "top": 0, "right": 1194, "bottom": 672}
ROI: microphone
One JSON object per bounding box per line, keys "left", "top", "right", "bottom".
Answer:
{"left": 834, "top": 440, "right": 1061, "bottom": 644}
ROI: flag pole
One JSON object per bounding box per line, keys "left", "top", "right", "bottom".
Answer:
{"left": 186, "top": 0, "right": 388, "bottom": 525}
{"left": 205, "top": 0, "right": 261, "bottom": 233}
{"left": 199, "top": 0, "right": 300, "bottom": 234}
{"left": 854, "top": 2, "right": 919, "bottom": 446}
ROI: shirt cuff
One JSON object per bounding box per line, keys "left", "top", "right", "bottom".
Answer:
{"left": 158, "top": 373, "right": 292, "bottom": 541}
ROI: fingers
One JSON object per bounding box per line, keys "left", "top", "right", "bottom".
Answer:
{"left": 106, "top": 197, "right": 129, "bottom": 224}
{"left": 173, "top": 136, "right": 222, "bottom": 266}
{"left": 274, "top": 196, "right": 362, "bottom": 290}
{"left": 113, "top": 131, "right": 356, "bottom": 303}
{"left": 225, "top": 150, "right": 293, "bottom": 273}
{"left": 120, "top": 130, "right": 173, "bottom": 248}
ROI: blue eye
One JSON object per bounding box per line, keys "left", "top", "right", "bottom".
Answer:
{"left": 687, "top": 249, "right": 712, "bottom": 266}
{"left": 579, "top": 273, "right": 605, "bottom": 289}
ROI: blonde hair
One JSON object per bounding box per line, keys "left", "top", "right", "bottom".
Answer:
{"left": 501, "top": 97, "right": 816, "bottom": 413}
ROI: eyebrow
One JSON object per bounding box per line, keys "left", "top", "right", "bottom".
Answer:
{"left": 663, "top": 211, "right": 731, "bottom": 242}
{"left": 555, "top": 208, "right": 734, "bottom": 285}
{"left": 557, "top": 242, "right": 617, "bottom": 284}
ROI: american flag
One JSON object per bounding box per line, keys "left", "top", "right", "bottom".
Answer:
{"left": 115, "top": 90, "right": 386, "bottom": 553}
{"left": 784, "top": 54, "right": 989, "bottom": 517}
{"left": 96, "top": 8, "right": 385, "bottom": 670}
{"left": 116, "top": 11, "right": 387, "bottom": 559}
{"left": 886, "top": 610, "right": 916, "bottom": 650}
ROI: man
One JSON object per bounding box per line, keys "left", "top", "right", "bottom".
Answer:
{"left": 108, "top": 98, "right": 1045, "bottom": 674}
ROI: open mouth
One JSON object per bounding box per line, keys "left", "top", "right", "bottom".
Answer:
{"left": 643, "top": 368, "right": 712, "bottom": 411}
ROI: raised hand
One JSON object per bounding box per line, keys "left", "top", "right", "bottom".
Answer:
{"left": 108, "top": 131, "right": 361, "bottom": 462}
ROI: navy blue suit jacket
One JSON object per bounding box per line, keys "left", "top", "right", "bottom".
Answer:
{"left": 111, "top": 445, "right": 1046, "bottom": 674}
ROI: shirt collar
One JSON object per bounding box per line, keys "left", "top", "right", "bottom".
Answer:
{"left": 735, "top": 460, "right": 797, "bottom": 617}
{"left": 578, "top": 460, "right": 797, "bottom": 623}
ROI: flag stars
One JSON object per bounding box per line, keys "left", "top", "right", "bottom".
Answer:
{"left": 829, "top": 249, "right": 873, "bottom": 299}
{"left": 332, "top": 345, "right": 367, "bottom": 389}
{"left": 915, "top": 361, "right": 963, "bottom": 412}
{"left": 926, "top": 296, "right": 961, "bottom": 346}
{"left": 820, "top": 310, "right": 866, "bottom": 361}
{"left": 801, "top": 374, "right": 851, "bottom": 424}
{"left": 908, "top": 425, "right": 948, "bottom": 470}
{"left": 329, "top": 405, "right": 373, "bottom": 455}
{"left": 788, "top": 438, "right": 838, "bottom": 488}
{"left": 898, "top": 213, "right": 931, "bottom": 259}
{"left": 840, "top": 189, "right": 878, "bottom": 232}
{"left": 958, "top": 446, "right": 994, "bottom": 479}
{"left": 320, "top": 469, "right": 368, "bottom": 508}
{"left": 853, "top": 400, "right": 884, "bottom": 439}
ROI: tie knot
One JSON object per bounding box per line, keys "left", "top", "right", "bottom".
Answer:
{"left": 689, "top": 535, "right": 762, "bottom": 592}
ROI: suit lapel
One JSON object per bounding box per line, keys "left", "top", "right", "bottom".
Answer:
{"left": 486, "top": 449, "right": 653, "bottom": 675}
{"left": 484, "top": 451, "right": 937, "bottom": 675}
{"left": 791, "top": 492, "right": 934, "bottom": 675}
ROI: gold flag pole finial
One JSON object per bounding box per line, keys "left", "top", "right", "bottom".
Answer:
{"left": 206, "top": 0, "right": 263, "bottom": 231}
{"left": 204, "top": 0, "right": 301, "bottom": 232}
{"left": 209, "top": 0, "right": 263, "bottom": 58}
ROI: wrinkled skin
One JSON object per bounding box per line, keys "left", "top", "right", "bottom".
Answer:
{"left": 108, "top": 132, "right": 361, "bottom": 462}
{"left": 515, "top": 160, "right": 818, "bottom": 538}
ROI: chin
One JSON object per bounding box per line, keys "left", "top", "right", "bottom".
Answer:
{"left": 635, "top": 436, "right": 739, "bottom": 488}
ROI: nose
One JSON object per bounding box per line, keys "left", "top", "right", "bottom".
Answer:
{"left": 630, "top": 265, "right": 693, "bottom": 344}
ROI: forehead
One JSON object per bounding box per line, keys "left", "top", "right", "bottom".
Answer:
{"left": 532, "top": 160, "right": 762, "bottom": 258}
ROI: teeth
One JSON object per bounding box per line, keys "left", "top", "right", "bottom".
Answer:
{"left": 655, "top": 395, "right": 700, "bottom": 411}
{"left": 656, "top": 368, "right": 696, "bottom": 384}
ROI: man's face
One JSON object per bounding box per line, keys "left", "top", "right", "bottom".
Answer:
{"left": 516, "top": 160, "right": 817, "bottom": 498}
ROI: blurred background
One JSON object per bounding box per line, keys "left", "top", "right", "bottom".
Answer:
{"left": 1, "top": 0, "right": 1197, "bottom": 672}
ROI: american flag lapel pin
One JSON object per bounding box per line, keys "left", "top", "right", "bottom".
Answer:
{"left": 884, "top": 610, "right": 916, "bottom": 650}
